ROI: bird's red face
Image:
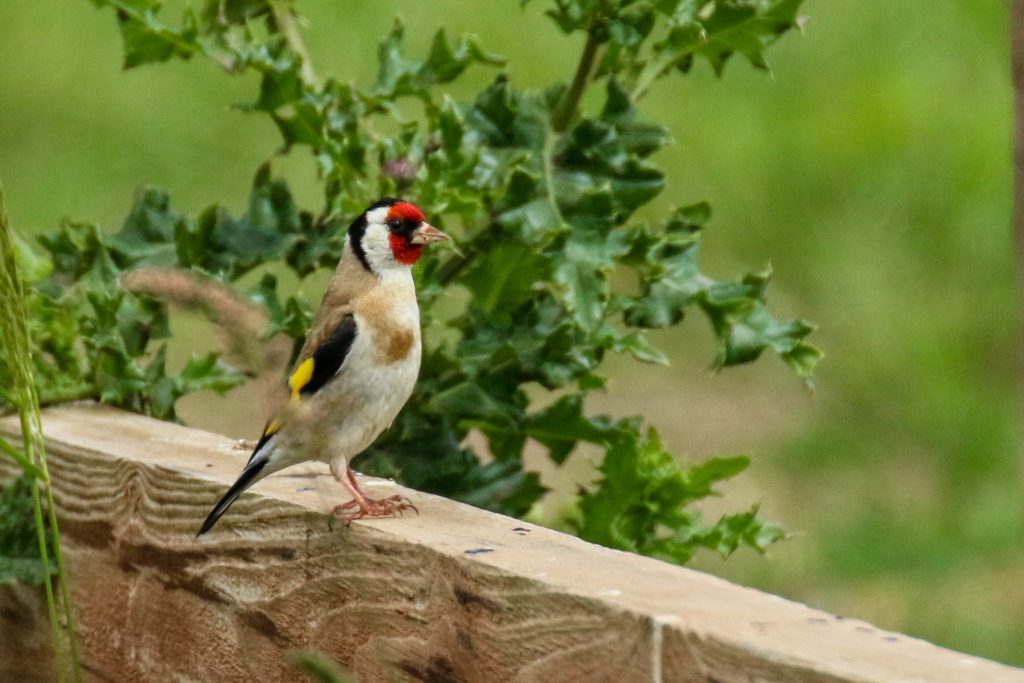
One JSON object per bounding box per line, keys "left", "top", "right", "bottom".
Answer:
{"left": 350, "top": 199, "right": 451, "bottom": 274}
{"left": 384, "top": 202, "right": 448, "bottom": 265}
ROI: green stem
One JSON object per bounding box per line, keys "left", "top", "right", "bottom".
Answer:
{"left": 551, "top": 32, "right": 603, "bottom": 133}
{"left": 0, "top": 434, "right": 46, "bottom": 480}
{"left": 21, "top": 410, "right": 64, "bottom": 682}
{"left": 34, "top": 396, "right": 81, "bottom": 682}
{"left": 270, "top": 1, "right": 317, "bottom": 85}
{"left": 630, "top": 50, "right": 677, "bottom": 102}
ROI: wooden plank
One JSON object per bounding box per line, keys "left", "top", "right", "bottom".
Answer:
{"left": 0, "top": 404, "right": 1021, "bottom": 683}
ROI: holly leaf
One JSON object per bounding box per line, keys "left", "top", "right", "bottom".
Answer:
{"left": 524, "top": 395, "right": 613, "bottom": 464}
{"left": 460, "top": 243, "right": 549, "bottom": 323}
{"left": 658, "top": 0, "right": 804, "bottom": 76}
{"left": 176, "top": 352, "right": 245, "bottom": 395}
{"left": 107, "top": 1, "right": 201, "bottom": 69}
{"left": 577, "top": 423, "right": 783, "bottom": 562}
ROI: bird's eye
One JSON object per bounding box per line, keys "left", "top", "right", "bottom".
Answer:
{"left": 387, "top": 219, "right": 402, "bottom": 232}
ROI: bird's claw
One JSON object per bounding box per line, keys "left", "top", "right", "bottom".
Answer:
{"left": 332, "top": 494, "right": 418, "bottom": 526}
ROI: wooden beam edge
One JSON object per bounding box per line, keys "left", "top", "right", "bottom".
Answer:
{"left": 1, "top": 404, "right": 1021, "bottom": 683}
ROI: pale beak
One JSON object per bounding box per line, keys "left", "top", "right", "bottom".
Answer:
{"left": 409, "top": 222, "right": 451, "bottom": 245}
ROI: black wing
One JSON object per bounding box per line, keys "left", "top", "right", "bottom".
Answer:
{"left": 296, "top": 315, "right": 359, "bottom": 397}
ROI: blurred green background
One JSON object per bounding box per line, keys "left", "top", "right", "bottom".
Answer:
{"left": 2, "top": 0, "right": 1021, "bottom": 667}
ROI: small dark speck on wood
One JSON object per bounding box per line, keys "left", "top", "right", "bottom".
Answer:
{"left": 512, "top": 527, "right": 530, "bottom": 535}
{"left": 464, "top": 548, "right": 494, "bottom": 555}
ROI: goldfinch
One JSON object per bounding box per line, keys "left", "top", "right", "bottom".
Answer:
{"left": 198, "top": 199, "right": 450, "bottom": 535}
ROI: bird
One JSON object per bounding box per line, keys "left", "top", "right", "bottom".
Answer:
{"left": 198, "top": 198, "right": 450, "bottom": 535}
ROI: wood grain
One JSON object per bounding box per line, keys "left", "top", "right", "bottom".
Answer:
{"left": 1, "top": 405, "right": 1022, "bottom": 683}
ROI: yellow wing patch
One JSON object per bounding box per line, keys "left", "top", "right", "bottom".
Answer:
{"left": 264, "top": 418, "right": 282, "bottom": 437}
{"left": 288, "top": 358, "right": 315, "bottom": 401}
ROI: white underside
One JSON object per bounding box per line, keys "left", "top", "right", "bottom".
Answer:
{"left": 320, "top": 304, "right": 422, "bottom": 464}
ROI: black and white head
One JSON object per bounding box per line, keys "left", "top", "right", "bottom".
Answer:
{"left": 348, "top": 198, "right": 450, "bottom": 274}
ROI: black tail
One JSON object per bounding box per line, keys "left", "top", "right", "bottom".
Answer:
{"left": 197, "top": 460, "right": 267, "bottom": 536}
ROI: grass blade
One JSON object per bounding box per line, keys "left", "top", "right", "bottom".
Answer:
{"left": 0, "top": 434, "right": 45, "bottom": 479}
{"left": 0, "top": 181, "right": 81, "bottom": 682}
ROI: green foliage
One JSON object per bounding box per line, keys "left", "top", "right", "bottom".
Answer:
{"left": 0, "top": 475, "right": 53, "bottom": 584}
{"left": 10, "top": 192, "right": 252, "bottom": 420}
{"left": 577, "top": 420, "right": 784, "bottom": 563}
{"left": 8, "top": 0, "right": 817, "bottom": 562}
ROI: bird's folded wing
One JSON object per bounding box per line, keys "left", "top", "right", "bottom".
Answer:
{"left": 292, "top": 314, "right": 359, "bottom": 398}
{"left": 246, "top": 313, "right": 359, "bottom": 465}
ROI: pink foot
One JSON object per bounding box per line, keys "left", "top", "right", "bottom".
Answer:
{"left": 332, "top": 494, "right": 418, "bottom": 526}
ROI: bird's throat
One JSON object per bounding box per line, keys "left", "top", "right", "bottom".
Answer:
{"left": 388, "top": 233, "right": 423, "bottom": 265}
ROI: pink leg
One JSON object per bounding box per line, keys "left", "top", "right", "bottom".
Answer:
{"left": 331, "top": 464, "right": 417, "bottom": 525}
